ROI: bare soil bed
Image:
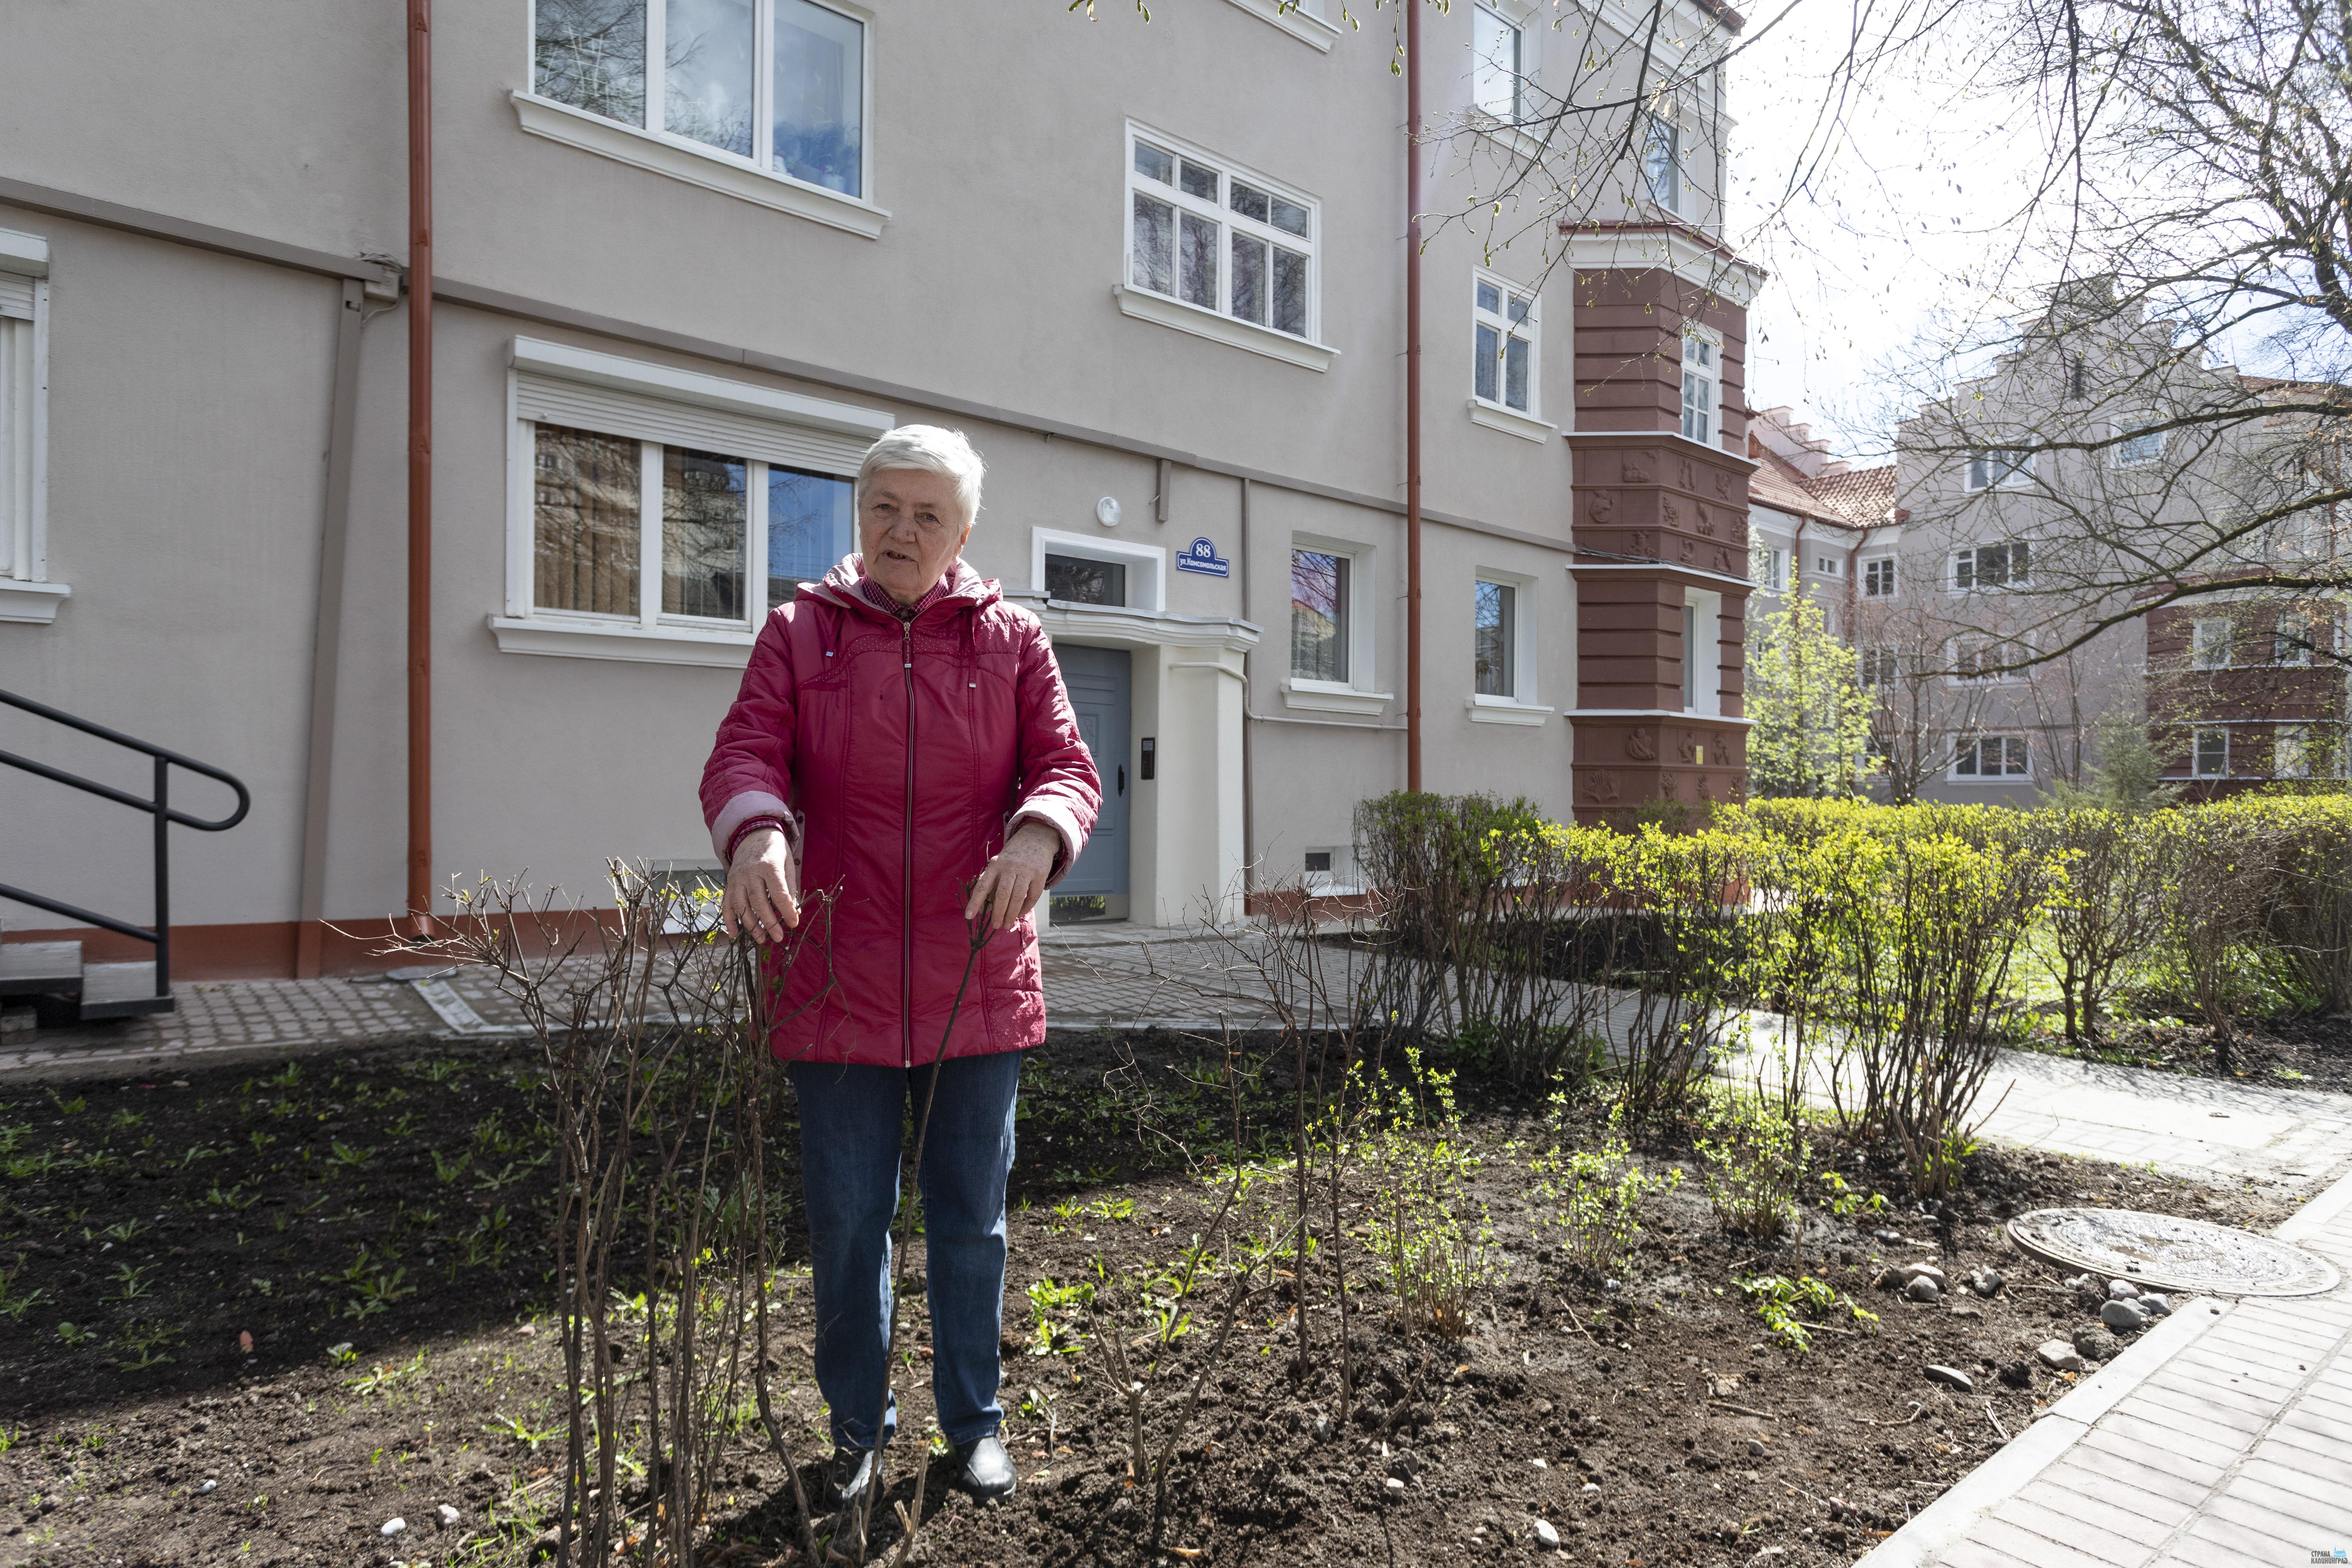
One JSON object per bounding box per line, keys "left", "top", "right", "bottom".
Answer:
{"left": 2018, "top": 1008, "right": 2352, "bottom": 1094}
{"left": 0, "top": 1034, "right": 2302, "bottom": 1567}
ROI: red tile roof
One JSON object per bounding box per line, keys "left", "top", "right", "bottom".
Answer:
{"left": 1746, "top": 445, "right": 1893, "bottom": 529}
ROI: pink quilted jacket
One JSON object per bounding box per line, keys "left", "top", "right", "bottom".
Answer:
{"left": 700, "top": 557, "right": 1100, "bottom": 1067}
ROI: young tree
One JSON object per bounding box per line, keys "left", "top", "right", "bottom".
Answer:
{"left": 1747, "top": 595, "right": 1877, "bottom": 797}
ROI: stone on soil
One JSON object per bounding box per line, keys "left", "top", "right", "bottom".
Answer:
{"left": 436, "top": 1503, "right": 461, "bottom": 1527}
{"left": 382, "top": 1517, "right": 406, "bottom": 1537}
{"left": 2073, "top": 1325, "right": 2121, "bottom": 1361}
{"left": 1534, "top": 1519, "right": 1561, "bottom": 1550}
{"left": 1905, "top": 1277, "right": 1942, "bottom": 1303}
{"left": 1925, "top": 1364, "right": 1974, "bottom": 1392}
{"left": 2036, "top": 1340, "right": 2087, "bottom": 1372}
{"left": 2141, "top": 1292, "right": 2172, "bottom": 1317}
{"left": 2100, "top": 1299, "right": 2148, "bottom": 1332}
{"left": 2107, "top": 1279, "right": 2140, "bottom": 1300}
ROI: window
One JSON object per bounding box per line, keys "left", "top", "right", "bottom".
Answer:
{"left": 1813, "top": 554, "right": 1843, "bottom": 579}
{"left": 1681, "top": 326, "right": 1718, "bottom": 444}
{"left": 1642, "top": 114, "right": 1680, "bottom": 212}
{"left": 1472, "top": 274, "right": 1538, "bottom": 416}
{"left": 2274, "top": 611, "right": 2318, "bottom": 666}
{"left": 2276, "top": 725, "right": 2310, "bottom": 779}
{"left": 2115, "top": 421, "right": 2164, "bottom": 467}
{"left": 1474, "top": 579, "right": 1515, "bottom": 697}
{"left": 531, "top": 0, "right": 867, "bottom": 193}
{"left": 1752, "top": 545, "right": 1787, "bottom": 590}
{"left": 2192, "top": 726, "right": 2229, "bottom": 779}
{"left": 0, "top": 227, "right": 60, "bottom": 625}
{"left": 1128, "top": 128, "right": 1317, "bottom": 342}
{"left": 1965, "top": 449, "right": 2034, "bottom": 490}
{"left": 1291, "top": 548, "right": 1349, "bottom": 682}
{"left": 498, "top": 337, "right": 889, "bottom": 663}
{"left": 2190, "top": 617, "right": 2231, "bottom": 670}
{"left": 1862, "top": 557, "right": 1897, "bottom": 598}
{"left": 1859, "top": 646, "right": 1899, "bottom": 688}
{"left": 1952, "top": 636, "right": 2028, "bottom": 683}
{"left": 1952, "top": 735, "right": 2031, "bottom": 779}
{"left": 1046, "top": 553, "right": 1126, "bottom": 606}
{"left": 1682, "top": 602, "right": 1700, "bottom": 710}
{"left": 1952, "top": 541, "right": 2030, "bottom": 591}
{"left": 1473, "top": 4, "right": 1525, "bottom": 120}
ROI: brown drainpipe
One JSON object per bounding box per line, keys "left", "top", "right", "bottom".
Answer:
{"left": 406, "top": 0, "right": 434, "bottom": 932}
{"left": 1404, "top": 0, "right": 1424, "bottom": 793}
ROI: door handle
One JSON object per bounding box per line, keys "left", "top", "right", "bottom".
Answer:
{"left": 1117, "top": 764, "right": 1127, "bottom": 795}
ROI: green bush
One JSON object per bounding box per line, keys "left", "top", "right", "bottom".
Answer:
{"left": 1529, "top": 1098, "right": 1678, "bottom": 1275}
{"left": 1351, "top": 1052, "right": 1500, "bottom": 1337}
{"left": 1694, "top": 1087, "right": 1810, "bottom": 1240}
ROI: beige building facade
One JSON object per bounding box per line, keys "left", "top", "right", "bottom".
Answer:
{"left": 0, "top": 0, "right": 1755, "bottom": 980}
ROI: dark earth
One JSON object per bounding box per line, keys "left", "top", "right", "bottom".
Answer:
{"left": 0, "top": 1032, "right": 2307, "bottom": 1566}
{"left": 2018, "top": 1007, "right": 2352, "bottom": 1095}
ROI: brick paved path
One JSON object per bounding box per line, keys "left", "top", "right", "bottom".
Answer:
{"left": 1862, "top": 1167, "right": 2352, "bottom": 1568}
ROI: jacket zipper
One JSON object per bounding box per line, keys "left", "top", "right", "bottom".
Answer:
{"left": 900, "top": 618, "right": 916, "bottom": 1070}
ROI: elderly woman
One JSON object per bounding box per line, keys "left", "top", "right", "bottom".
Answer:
{"left": 700, "top": 425, "right": 1098, "bottom": 1528}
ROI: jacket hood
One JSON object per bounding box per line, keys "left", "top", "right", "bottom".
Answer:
{"left": 804, "top": 554, "right": 1001, "bottom": 619}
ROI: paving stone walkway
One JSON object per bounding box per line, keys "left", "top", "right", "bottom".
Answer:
{"left": 1860, "top": 1163, "right": 2352, "bottom": 1568}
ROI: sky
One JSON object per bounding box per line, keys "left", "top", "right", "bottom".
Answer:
{"left": 1724, "top": 0, "right": 2055, "bottom": 461}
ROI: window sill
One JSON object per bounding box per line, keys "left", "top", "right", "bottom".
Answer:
{"left": 1113, "top": 285, "right": 1337, "bottom": 372}
{"left": 1219, "top": 0, "right": 1342, "bottom": 49}
{"left": 1465, "top": 695, "right": 1553, "bottom": 726}
{"left": 1467, "top": 398, "right": 1557, "bottom": 443}
{"left": 1282, "top": 678, "right": 1391, "bottom": 715}
{"left": 510, "top": 91, "right": 889, "bottom": 240}
{"left": 1461, "top": 110, "right": 1557, "bottom": 167}
{"left": 488, "top": 614, "right": 754, "bottom": 668}
{"left": 0, "top": 579, "right": 70, "bottom": 625}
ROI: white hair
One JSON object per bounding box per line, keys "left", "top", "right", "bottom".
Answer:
{"left": 856, "top": 425, "right": 986, "bottom": 525}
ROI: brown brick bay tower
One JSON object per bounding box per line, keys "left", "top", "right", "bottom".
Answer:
{"left": 1562, "top": 225, "right": 1764, "bottom": 821}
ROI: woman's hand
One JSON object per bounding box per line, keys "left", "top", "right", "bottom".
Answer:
{"left": 965, "top": 820, "right": 1060, "bottom": 934}
{"left": 721, "top": 827, "right": 800, "bottom": 943}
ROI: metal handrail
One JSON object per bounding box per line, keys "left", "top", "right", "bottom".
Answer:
{"left": 0, "top": 687, "right": 252, "bottom": 1001}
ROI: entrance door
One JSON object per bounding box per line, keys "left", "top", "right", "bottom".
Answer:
{"left": 1050, "top": 644, "right": 1130, "bottom": 922}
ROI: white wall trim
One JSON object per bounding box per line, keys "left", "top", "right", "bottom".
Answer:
{"left": 1218, "top": 0, "right": 1342, "bottom": 49}
{"left": 1006, "top": 594, "right": 1259, "bottom": 654}
{"left": 1282, "top": 677, "right": 1393, "bottom": 715}
{"left": 510, "top": 337, "right": 894, "bottom": 438}
{"left": 0, "top": 577, "right": 69, "bottom": 623}
{"left": 1030, "top": 528, "right": 1169, "bottom": 614}
{"left": 1467, "top": 398, "right": 1556, "bottom": 443}
{"left": 1466, "top": 695, "right": 1552, "bottom": 726}
{"left": 1564, "top": 708, "right": 1756, "bottom": 727}
{"left": 0, "top": 228, "right": 51, "bottom": 278}
{"left": 1112, "top": 285, "right": 1338, "bottom": 372}
{"left": 1566, "top": 560, "right": 1757, "bottom": 592}
{"left": 487, "top": 614, "right": 754, "bottom": 668}
{"left": 510, "top": 90, "right": 891, "bottom": 239}
{"left": 1561, "top": 227, "right": 1762, "bottom": 308}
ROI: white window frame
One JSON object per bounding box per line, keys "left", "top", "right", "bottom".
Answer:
{"left": 0, "top": 227, "right": 63, "bottom": 625}
{"left": 2273, "top": 611, "right": 2318, "bottom": 666}
{"left": 1858, "top": 645, "right": 1898, "bottom": 688}
{"left": 2191, "top": 725, "right": 2229, "bottom": 779}
{"left": 1471, "top": 1, "right": 1537, "bottom": 122}
{"left": 1964, "top": 448, "right": 2036, "bottom": 491}
{"left": 1948, "top": 635, "right": 2030, "bottom": 686}
{"left": 492, "top": 337, "right": 891, "bottom": 666}
{"left": 1281, "top": 532, "right": 1388, "bottom": 714}
{"left": 514, "top": 0, "right": 887, "bottom": 239}
{"left": 2188, "top": 616, "right": 2233, "bottom": 671}
{"left": 2275, "top": 724, "right": 2310, "bottom": 779}
{"left": 1950, "top": 540, "right": 2032, "bottom": 593}
{"left": 1811, "top": 553, "right": 1844, "bottom": 579}
{"left": 1642, "top": 110, "right": 1681, "bottom": 213}
{"left": 1682, "top": 588, "right": 1723, "bottom": 716}
{"left": 1030, "top": 528, "right": 1168, "bottom": 614}
{"left": 1116, "top": 121, "right": 1335, "bottom": 373}
{"left": 1467, "top": 567, "right": 1550, "bottom": 723}
{"left": 1467, "top": 268, "right": 1552, "bottom": 440}
{"left": 1751, "top": 544, "right": 1787, "bottom": 592}
{"left": 1680, "top": 323, "right": 1721, "bottom": 447}
{"left": 1300, "top": 841, "right": 1362, "bottom": 896}
{"left": 1949, "top": 733, "right": 2032, "bottom": 781}
{"left": 1860, "top": 554, "right": 1897, "bottom": 599}
{"left": 1220, "top": 0, "right": 1342, "bottom": 51}
{"left": 2113, "top": 420, "right": 2165, "bottom": 468}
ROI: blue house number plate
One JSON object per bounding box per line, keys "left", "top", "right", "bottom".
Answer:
{"left": 1175, "top": 537, "right": 1231, "bottom": 577}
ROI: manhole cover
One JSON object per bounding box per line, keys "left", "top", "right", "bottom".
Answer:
{"left": 2006, "top": 1208, "right": 2341, "bottom": 1298}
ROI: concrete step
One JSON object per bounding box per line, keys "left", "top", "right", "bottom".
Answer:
{"left": 0, "top": 940, "right": 86, "bottom": 997}
{"left": 78, "top": 960, "right": 173, "bottom": 1021}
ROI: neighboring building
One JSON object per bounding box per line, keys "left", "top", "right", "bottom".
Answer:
{"left": 1822, "top": 294, "right": 2348, "bottom": 805}
{"left": 0, "top": 0, "right": 1761, "bottom": 986}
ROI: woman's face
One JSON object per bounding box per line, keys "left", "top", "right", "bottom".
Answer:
{"left": 859, "top": 467, "right": 972, "bottom": 606}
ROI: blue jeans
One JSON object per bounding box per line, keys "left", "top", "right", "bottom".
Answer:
{"left": 787, "top": 1050, "right": 1021, "bottom": 1453}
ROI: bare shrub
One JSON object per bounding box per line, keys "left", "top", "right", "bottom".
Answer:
{"left": 2025, "top": 804, "right": 2170, "bottom": 1048}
